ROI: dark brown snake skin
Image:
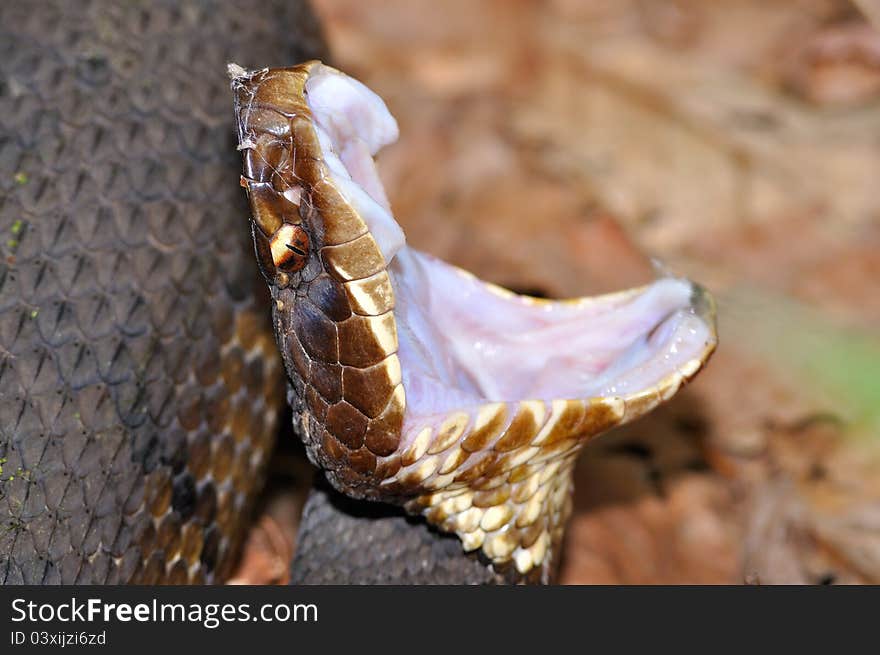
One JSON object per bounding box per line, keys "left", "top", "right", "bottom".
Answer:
{"left": 0, "top": 0, "right": 327, "bottom": 584}
{"left": 292, "top": 476, "right": 507, "bottom": 584}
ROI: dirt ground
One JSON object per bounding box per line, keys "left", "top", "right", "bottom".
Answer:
{"left": 232, "top": 0, "right": 880, "bottom": 585}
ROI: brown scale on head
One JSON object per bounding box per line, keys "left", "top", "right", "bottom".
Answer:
{"left": 231, "top": 61, "right": 718, "bottom": 580}
{"left": 232, "top": 62, "right": 404, "bottom": 500}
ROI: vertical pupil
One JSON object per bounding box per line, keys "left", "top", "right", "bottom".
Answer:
{"left": 276, "top": 225, "right": 309, "bottom": 272}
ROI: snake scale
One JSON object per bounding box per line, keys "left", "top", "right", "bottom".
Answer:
{"left": 1, "top": 2, "right": 716, "bottom": 585}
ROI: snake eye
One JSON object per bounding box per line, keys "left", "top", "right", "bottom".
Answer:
{"left": 270, "top": 224, "right": 310, "bottom": 273}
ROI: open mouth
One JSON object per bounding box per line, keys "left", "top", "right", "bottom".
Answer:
{"left": 234, "top": 62, "right": 717, "bottom": 576}
{"left": 304, "top": 63, "right": 715, "bottom": 433}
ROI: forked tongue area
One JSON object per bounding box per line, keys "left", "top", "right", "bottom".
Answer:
{"left": 304, "top": 65, "right": 716, "bottom": 427}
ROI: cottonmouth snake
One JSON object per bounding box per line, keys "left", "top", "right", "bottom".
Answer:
{"left": 231, "top": 63, "right": 716, "bottom": 583}
{"left": 0, "top": 2, "right": 716, "bottom": 585}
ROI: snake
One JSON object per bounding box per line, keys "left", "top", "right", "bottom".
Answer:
{"left": 0, "top": 1, "right": 716, "bottom": 586}
{"left": 230, "top": 62, "right": 717, "bottom": 583}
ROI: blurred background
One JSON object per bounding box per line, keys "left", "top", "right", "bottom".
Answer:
{"left": 234, "top": 0, "right": 880, "bottom": 584}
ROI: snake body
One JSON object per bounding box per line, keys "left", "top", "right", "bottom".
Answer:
{"left": 291, "top": 477, "right": 508, "bottom": 584}
{"left": 0, "top": 0, "right": 325, "bottom": 584}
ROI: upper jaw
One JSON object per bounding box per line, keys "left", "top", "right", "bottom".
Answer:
{"left": 305, "top": 63, "right": 406, "bottom": 264}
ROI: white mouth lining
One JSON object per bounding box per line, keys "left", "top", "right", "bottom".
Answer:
{"left": 390, "top": 249, "right": 712, "bottom": 418}
{"left": 304, "top": 64, "right": 714, "bottom": 423}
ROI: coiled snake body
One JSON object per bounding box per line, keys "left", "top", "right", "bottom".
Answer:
{"left": 0, "top": 0, "right": 324, "bottom": 584}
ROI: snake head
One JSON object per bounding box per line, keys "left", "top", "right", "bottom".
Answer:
{"left": 231, "top": 61, "right": 717, "bottom": 580}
